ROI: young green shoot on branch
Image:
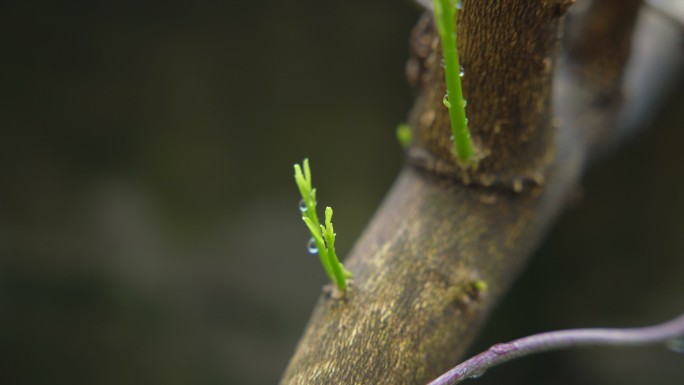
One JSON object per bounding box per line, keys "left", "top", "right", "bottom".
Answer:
{"left": 433, "top": 0, "right": 474, "bottom": 166}
{"left": 294, "top": 159, "right": 350, "bottom": 292}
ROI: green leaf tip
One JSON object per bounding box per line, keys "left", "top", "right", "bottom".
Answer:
{"left": 293, "top": 159, "right": 350, "bottom": 292}
{"left": 294, "top": 158, "right": 313, "bottom": 201}
{"left": 324, "top": 207, "right": 334, "bottom": 235}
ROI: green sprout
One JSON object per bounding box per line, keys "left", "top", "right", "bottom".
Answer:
{"left": 294, "top": 159, "right": 350, "bottom": 292}
{"left": 473, "top": 280, "right": 488, "bottom": 291}
{"left": 433, "top": 0, "right": 474, "bottom": 166}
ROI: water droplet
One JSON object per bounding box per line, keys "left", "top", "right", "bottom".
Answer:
{"left": 463, "top": 99, "right": 467, "bottom": 107}
{"left": 450, "top": 135, "right": 454, "bottom": 142}
{"left": 465, "top": 118, "right": 469, "bottom": 125}
{"left": 440, "top": 58, "right": 446, "bottom": 68}
{"left": 456, "top": 1, "right": 463, "bottom": 10}
{"left": 469, "top": 369, "right": 486, "bottom": 379}
{"left": 307, "top": 238, "right": 318, "bottom": 254}
{"left": 442, "top": 94, "right": 451, "bottom": 108}
{"left": 299, "top": 199, "right": 308, "bottom": 213}
{"left": 459, "top": 66, "right": 465, "bottom": 77}
{"left": 666, "top": 337, "right": 684, "bottom": 353}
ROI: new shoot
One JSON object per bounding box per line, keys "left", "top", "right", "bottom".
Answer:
{"left": 433, "top": 0, "right": 474, "bottom": 166}
{"left": 294, "top": 159, "right": 351, "bottom": 292}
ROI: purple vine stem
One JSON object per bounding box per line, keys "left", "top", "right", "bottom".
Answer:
{"left": 428, "top": 312, "right": 684, "bottom": 385}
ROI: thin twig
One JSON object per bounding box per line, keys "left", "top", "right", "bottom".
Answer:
{"left": 429, "top": 312, "right": 684, "bottom": 385}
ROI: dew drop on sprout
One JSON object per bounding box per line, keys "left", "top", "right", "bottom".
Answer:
{"left": 440, "top": 58, "right": 446, "bottom": 68}
{"left": 463, "top": 99, "right": 467, "bottom": 107}
{"left": 459, "top": 66, "right": 465, "bottom": 77}
{"left": 456, "top": 1, "right": 463, "bottom": 10}
{"left": 443, "top": 93, "right": 451, "bottom": 108}
{"left": 307, "top": 238, "right": 318, "bottom": 254}
{"left": 299, "top": 199, "right": 308, "bottom": 213}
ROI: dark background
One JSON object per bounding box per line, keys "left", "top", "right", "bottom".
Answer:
{"left": 1, "top": 1, "right": 682, "bottom": 384}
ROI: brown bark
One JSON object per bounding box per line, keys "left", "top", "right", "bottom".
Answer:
{"left": 280, "top": 1, "right": 681, "bottom": 384}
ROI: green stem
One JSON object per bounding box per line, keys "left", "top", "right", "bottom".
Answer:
{"left": 318, "top": 249, "right": 336, "bottom": 285}
{"left": 328, "top": 246, "right": 347, "bottom": 292}
{"left": 303, "top": 216, "right": 336, "bottom": 284}
{"left": 324, "top": 207, "right": 347, "bottom": 292}
{"left": 434, "top": 0, "right": 473, "bottom": 165}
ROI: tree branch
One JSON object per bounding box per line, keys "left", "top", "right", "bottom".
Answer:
{"left": 279, "top": 2, "right": 683, "bottom": 384}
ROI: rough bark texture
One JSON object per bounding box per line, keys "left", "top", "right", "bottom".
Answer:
{"left": 280, "top": 1, "right": 682, "bottom": 384}
{"left": 280, "top": 157, "right": 581, "bottom": 384}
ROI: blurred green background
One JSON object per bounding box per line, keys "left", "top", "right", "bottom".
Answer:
{"left": 0, "top": 1, "right": 682, "bottom": 384}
